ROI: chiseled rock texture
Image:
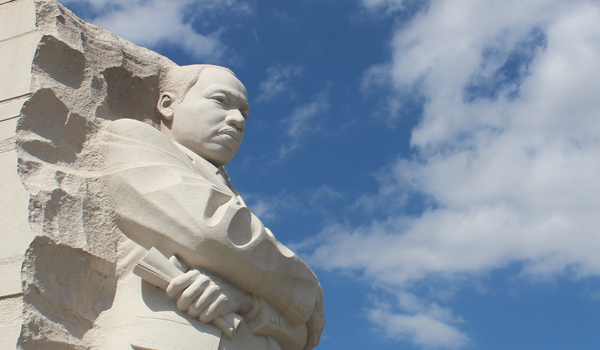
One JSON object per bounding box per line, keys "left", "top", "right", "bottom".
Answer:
{"left": 0, "top": 0, "right": 176, "bottom": 348}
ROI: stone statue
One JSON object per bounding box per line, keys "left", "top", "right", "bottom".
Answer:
{"left": 0, "top": 0, "right": 324, "bottom": 349}
{"left": 99, "top": 65, "right": 325, "bottom": 350}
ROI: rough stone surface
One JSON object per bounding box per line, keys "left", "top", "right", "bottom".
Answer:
{"left": 19, "top": 236, "right": 118, "bottom": 349}
{"left": 0, "top": 0, "right": 174, "bottom": 348}
{"left": 11, "top": 1, "right": 175, "bottom": 348}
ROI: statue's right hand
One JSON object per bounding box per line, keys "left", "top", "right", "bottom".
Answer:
{"left": 165, "top": 269, "right": 253, "bottom": 324}
{"left": 166, "top": 269, "right": 210, "bottom": 312}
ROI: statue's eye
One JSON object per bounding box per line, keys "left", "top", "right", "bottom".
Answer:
{"left": 211, "top": 94, "right": 227, "bottom": 104}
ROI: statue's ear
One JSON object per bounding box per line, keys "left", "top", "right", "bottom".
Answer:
{"left": 157, "top": 92, "right": 176, "bottom": 121}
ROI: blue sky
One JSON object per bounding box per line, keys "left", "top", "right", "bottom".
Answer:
{"left": 62, "top": 0, "right": 600, "bottom": 348}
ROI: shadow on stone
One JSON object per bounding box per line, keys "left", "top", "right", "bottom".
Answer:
{"left": 34, "top": 35, "right": 86, "bottom": 89}
{"left": 18, "top": 236, "right": 117, "bottom": 349}
{"left": 101, "top": 67, "right": 160, "bottom": 126}
{"left": 17, "top": 89, "right": 94, "bottom": 164}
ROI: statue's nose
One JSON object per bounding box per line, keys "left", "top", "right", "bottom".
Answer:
{"left": 226, "top": 109, "right": 245, "bottom": 132}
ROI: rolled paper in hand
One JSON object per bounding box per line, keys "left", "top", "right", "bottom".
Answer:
{"left": 133, "top": 247, "right": 242, "bottom": 339}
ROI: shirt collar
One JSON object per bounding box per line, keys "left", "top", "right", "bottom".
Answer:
{"left": 172, "top": 141, "right": 231, "bottom": 187}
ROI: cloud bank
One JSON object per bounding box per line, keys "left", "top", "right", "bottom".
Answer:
{"left": 309, "top": 0, "right": 600, "bottom": 348}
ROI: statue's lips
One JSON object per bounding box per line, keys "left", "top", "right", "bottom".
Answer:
{"left": 218, "top": 127, "right": 242, "bottom": 148}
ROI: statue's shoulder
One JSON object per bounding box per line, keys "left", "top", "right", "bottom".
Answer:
{"left": 101, "top": 119, "right": 190, "bottom": 167}
{"left": 105, "top": 118, "right": 161, "bottom": 138}
{"left": 103, "top": 118, "right": 173, "bottom": 148}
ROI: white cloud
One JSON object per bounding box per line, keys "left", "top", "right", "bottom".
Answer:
{"left": 361, "top": 0, "right": 409, "bottom": 12}
{"left": 257, "top": 64, "right": 303, "bottom": 102}
{"left": 369, "top": 301, "right": 469, "bottom": 349}
{"left": 308, "top": 185, "right": 345, "bottom": 207}
{"left": 278, "top": 91, "right": 329, "bottom": 159}
{"left": 63, "top": 0, "right": 251, "bottom": 60}
{"left": 308, "top": 0, "right": 600, "bottom": 348}
{"left": 365, "top": 291, "right": 468, "bottom": 349}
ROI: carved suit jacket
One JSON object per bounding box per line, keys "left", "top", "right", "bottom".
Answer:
{"left": 100, "top": 119, "right": 324, "bottom": 350}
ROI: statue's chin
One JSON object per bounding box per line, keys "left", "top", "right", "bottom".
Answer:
{"left": 203, "top": 149, "right": 237, "bottom": 167}
{"left": 182, "top": 141, "right": 236, "bottom": 167}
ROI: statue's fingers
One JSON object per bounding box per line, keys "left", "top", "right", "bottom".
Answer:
{"left": 200, "top": 294, "right": 228, "bottom": 323}
{"left": 169, "top": 254, "right": 190, "bottom": 272}
{"left": 166, "top": 269, "right": 200, "bottom": 298}
{"left": 177, "top": 276, "right": 210, "bottom": 311}
{"left": 191, "top": 284, "right": 220, "bottom": 322}
{"left": 186, "top": 301, "right": 202, "bottom": 318}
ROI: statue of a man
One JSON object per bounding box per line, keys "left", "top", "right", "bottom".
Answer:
{"left": 100, "top": 64, "right": 324, "bottom": 350}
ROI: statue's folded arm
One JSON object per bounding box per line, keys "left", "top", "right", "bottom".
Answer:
{"left": 100, "top": 119, "right": 320, "bottom": 327}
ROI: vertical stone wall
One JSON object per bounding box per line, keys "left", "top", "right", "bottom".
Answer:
{"left": 0, "top": 0, "right": 40, "bottom": 347}
{"left": 0, "top": 1, "right": 177, "bottom": 347}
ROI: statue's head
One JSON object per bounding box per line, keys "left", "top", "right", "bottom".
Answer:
{"left": 157, "top": 64, "right": 249, "bottom": 167}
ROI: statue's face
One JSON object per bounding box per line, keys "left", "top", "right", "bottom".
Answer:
{"left": 169, "top": 68, "right": 249, "bottom": 166}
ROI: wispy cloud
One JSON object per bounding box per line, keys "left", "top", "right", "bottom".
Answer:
{"left": 308, "top": 185, "right": 345, "bottom": 207}
{"left": 257, "top": 64, "right": 303, "bottom": 102}
{"left": 243, "top": 185, "right": 344, "bottom": 224}
{"left": 63, "top": 0, "right": 251, "bottom": 60}
{"left": 278, "top": 90, "right": 329, "bottom": 159}
{"left": 308, "top": 0, "right": 600, "bottom": 348}
{"left": 241, "top": 191, "right": 299, "bottom": 223}
{"left": 369, "top": 297, "right": 469, "bottom": 350}
{"left": 360, "top": 0, "right": 411, "bottom": 12}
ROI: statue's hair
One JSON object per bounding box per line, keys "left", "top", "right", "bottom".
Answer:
{"left": 159, "top": 64, "right": 236, "bottom": 103}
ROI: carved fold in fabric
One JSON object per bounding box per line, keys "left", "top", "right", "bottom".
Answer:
{"left": 131, "top": 316, "right": 221, "bottom": 350}
{"left": 245, "top": 296, "right": 308, "bottom": 350}
{"left": 100, "top": 118, "right": 320, "bottom": 328}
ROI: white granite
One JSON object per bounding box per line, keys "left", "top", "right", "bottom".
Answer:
{"left": 0, "top": 151, "right": 32, "bottom": 261}
{"left": 0, "top": 1, "right": 37, "bottom": 349}
{"left": 100, "top": 65, "right": 324, "bottom": 350}
{"left": 0, "top": 0, "right": 36, "bottom": 41}
{"left": 0, "top": 295, "right": 23, "bottom": 349}
{"left": 0, "top": 30, "right": 41, "bottom": 102}
{"left": 0, "top": 96, "right": 28, "bottom": 122}
{"left": 1, "top": 1, "right": 324, "bottom": 349}
{"left": 0, "top": 262, "right": 22, "bottom": 297}
{"left": 0, "top": 118, "right": 18, "bottom": 140}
